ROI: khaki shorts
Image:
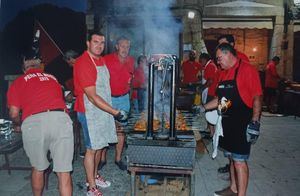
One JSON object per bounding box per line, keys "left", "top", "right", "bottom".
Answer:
{"left": 22, "top": 111, "right": 74, "bottom": 172}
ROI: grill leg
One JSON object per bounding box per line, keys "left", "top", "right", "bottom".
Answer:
{"left": 190, "top": 171, "right": 195, "bottom": 196}
{"left": 4, "top": 154, "right": 11, "bottom": 175}
{"left": 163, "top": 176, "right": 167, "bottom": 195}
{"left": 131, "top": 171, "right": 136, "bottom": 196}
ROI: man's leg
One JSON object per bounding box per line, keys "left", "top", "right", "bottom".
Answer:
{"left": 115, "top": 127, "right": 125, "bottom": 162}
{"left": 264, "top": 88, "right": 272, "bottom": 112}
{"left": 111, "top": 95, "right": 129, "bottom": 170}
{"left": 31, "top": 168, "right": 44, "bottom": 196}
{"left": 84, "top": 149, "right": 97, "bottom": 188}
{"left": 101, "top": 148, "right": 107, "bottom": 161}
{"left": 137, "top": 89, "right": 145, "bottom": 112}
{"left": 57, "top": 172, "right": 72, "bottom": 196}
{"left": 214, "top": 159, "right": 239, "bottom": 196}
{"left": 270, "top": 91, "right": 278, "bottom": 113}
{"left": 98, "top": 148, "right": 107, "bottom": 170}
{"left": 233, "top": 161, "right": 249, "bottom": 196}
{"left": 94, "top": 149, "right": 102, "bottom": 175}
{"left": 229, "top": 159, "right": 238, "bottom": 193}
{"left": 208, "top": 124, "right": 215, "bottom": 137}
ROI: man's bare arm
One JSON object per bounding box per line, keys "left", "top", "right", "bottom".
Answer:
{"left": 83, "top": 86, "right": 119, "bottom": 116}
{"left": 9, "top": 105, "right": 21, "bottom": 132}
{"left": 203, "top": 97, "right": 219, "bottom": 111}
{"left": 252, "top": 95, "right": 262, "bottom": 121}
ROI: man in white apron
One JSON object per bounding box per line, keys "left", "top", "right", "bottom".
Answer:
{"left": 74, "top": 30, "right": 127, "bottom": 196}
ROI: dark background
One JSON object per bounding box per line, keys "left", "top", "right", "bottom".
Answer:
{"left": 0, "top": 3, "right": 86, "bottom": 117}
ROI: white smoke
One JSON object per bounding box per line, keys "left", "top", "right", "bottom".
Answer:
{"left": 136, "top": 0, "right": 181, "bottom": 55}
{"left": 111, "top": 0, "right": 181, "bottom": 126}
{"left": 111, "top": 0, "right": 181, "bottom": 56}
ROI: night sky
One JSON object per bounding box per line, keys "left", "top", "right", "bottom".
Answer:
{"left": 0, "top": 0, "right": 86, "bottom": 30}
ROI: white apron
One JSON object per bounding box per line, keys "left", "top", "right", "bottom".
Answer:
{"left": 84, "top": 65, "right": 117, "bottom": 150}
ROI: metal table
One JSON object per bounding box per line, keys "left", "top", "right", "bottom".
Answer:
{"left": 126, "top": 111, "right": 199, "bottom": 196}
{"left": 128, "top": 163, "right": 195, "bottom": 196}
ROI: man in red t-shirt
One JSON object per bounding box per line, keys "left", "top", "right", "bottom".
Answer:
{"left": 199, "top": 53, "right": 218, "bottom": 136}
{"left": 102, "top": 36, "right": 134, "bottom": 170}
{"left": 181, "top": 50, "right": 201, "bottom": 90}
{"left": 217, "top": 34, "right": 250, "bottom": 63}
{"left": 201, "top": 43, "right": 262, "bottom": 196}
{"left": 265, "top": 56, "right": 281, "bottom": 112}
{"left": 73, "top": 30, "right": 127, "bottom": 195}
{"left": 216, "top": 34, "right": 250, "bottom": 174}
{"left": 132, "top": 55, "right": 147, "bottom": 113}
{"left": 63, "top": 50, "right": 80, "bottom": 93}
{"left": 7, "top": 53, "right": 73, "bottom": 195}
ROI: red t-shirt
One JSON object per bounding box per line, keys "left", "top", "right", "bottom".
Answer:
{"left": 237, "top": 51, "right": 250, "bottom": 63}
{"left": 203, "top": 60, "right": 218, "bottom": 96}
{"left": 7, "top": 68, "right": 66, "bottom": 120}
{"left": 265, "top": 61, "right": 280, "bottom": 88}
{"left": 218, "top": 60, "right": 262, "bottom": 108}
{"left": 182, "top": 60, "right": 201, "bottom": 84}
{"left": 132, "top": 66, "right": 146, "bottom": 89}
{"left": 73, "top": 51, "right": 105, "bottom": 113}
{"left": 104, "top": 53, "right": 134, "bottom": 96}
{"left": 65, "top": 78, "right": 74, "bottom": 92}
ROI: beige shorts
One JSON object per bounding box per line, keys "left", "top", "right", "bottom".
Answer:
{"left": 21, "top": 111, "right": 74, "bottom": 172}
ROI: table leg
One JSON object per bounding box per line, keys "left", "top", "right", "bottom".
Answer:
{"left": 190, "top": 172, "right": 195, "bottom": 196}
{"left": 131, "top": 171, "right": 136, "bottom": 196}
{"left": 163, "top": 176, "right": 167, "bottom": 195}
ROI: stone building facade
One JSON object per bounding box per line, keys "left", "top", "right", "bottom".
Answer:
{"left": 86, "top": 0, "right": 299, "bottom": 81}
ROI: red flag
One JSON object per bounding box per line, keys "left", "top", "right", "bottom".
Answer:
{"left": 34, "top": 20, "right": 63, "bottom": 66}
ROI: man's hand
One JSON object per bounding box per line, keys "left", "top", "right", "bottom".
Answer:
{"left": 114, "top": 110, "right": 128, "bottom": 124}
{"left": 192, "top": 105, "right": 206, "bottom": 114}
{"left": 13, "top": 124, "right": 21, "bottom": 132}
{"left": 246, "top": 121, "right": 260, "bottom": 144}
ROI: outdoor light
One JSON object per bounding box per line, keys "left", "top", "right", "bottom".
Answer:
{"left": 252, "top": 47, "right": 257, "bottom": 52}
{"left": 188, "top": 11, "right": 195, "bottom": 19}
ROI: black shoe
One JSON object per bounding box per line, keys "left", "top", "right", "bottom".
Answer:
{"left": 218, "top": 164, "right": 229, "bottom": 173}
{"left": 115, "top": 160, "right": 127, "bottom": 170}
{"left": 97, "top": 161, "right": 107, "bottom": 170}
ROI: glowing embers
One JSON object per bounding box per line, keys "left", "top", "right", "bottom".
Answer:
{"left": 133, "top": 111, "right": 190, "bottom": 132}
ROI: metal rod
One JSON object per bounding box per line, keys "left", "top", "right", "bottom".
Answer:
{"left": 169, "top": 56, "right": 178, "bottom": 140}
{"left": 146, "top": 62, "right": 154, "bottom": 139}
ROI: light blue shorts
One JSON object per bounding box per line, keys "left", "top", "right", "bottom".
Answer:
{"left": 111, "top": 94, "right": 130, "bottom": 126}
{"left": 111, "top": 93, "right": 130, "bottom": 112}
{"left": 223, "top": 150, "right": 250, "bottom": 162}
{"left": 77, "top": 112, "right": 91, "bottom": 149}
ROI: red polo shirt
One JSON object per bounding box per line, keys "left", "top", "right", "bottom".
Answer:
{"left": 203, "top": 60, "right": 218, "bottom": 96}
{"left": 182, "top": 60, "right": 201, "bottom": 84}
{"left": 132, "top": 66, "right": 146, "bottom": 89}
{"left": 104, "top": 53, "right": 134, "bottom": 96}
{"left": 73, "top": 51, "right": 105, "bottom": 113}
{"left": 237, "top": 51, "right": 250, "bottom": 63}
{"left": 7, "top": 68, "right": 66, "bottom": 120}
{"left": 218, "top": 59, "right": 262, "bottom": 108}
{"left": 265, "top": 61, "right": 280, "bottom": 88}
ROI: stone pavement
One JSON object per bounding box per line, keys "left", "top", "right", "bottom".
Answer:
{"left": 0, "top": 114, "right": 299, "bottom": 196}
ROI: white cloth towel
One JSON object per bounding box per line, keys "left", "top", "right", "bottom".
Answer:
{"left": 212, "top": 114, "right": 223, "bottom": 159}
{"left": 211, "top": 97, "right": 227, "bottom": 159}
